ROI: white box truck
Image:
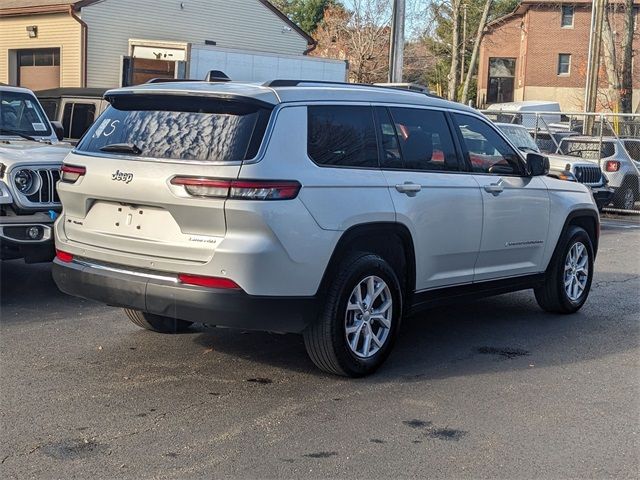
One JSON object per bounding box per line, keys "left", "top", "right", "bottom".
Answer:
{"left": 188, "top": 45, "right": 348, "bottom": 83}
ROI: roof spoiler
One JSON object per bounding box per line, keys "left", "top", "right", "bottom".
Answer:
{"left": 145, "top": 70, "right": 231, "bottom": 84}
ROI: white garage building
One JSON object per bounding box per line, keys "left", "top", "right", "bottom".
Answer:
{"left": 1, "top": 0, "right": 345, "bottom": 89}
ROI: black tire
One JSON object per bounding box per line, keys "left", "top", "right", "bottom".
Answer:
{"left": 124, "top": 309, "right": 193, "bottom": 333}
{"left": 534, "top": 226, "right": 594, "bottom": 314}
{"left": 303, "top": 252, "right": 403, "bottom": 377}
{"left": 612, "top": 177, "right": 638, "bottom": 210}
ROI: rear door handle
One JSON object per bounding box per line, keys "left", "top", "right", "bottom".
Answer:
{"left": 395, "top": 182, "right": 421, "bottom": 197}
{"left": 483, "top": 183, "right": 504, "bottom": 195}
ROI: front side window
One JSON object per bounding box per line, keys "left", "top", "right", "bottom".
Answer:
{"left": 561, "top": 5, "right": 574, "bottom": 27}
{"left": 307, "top": 105, "right": 378, "bottom": 168}
{"left": 558, "top": 54, "right": 571, "bottom": 75}
{"left": 377, "top": 107, "right": 460, "bottom": 172}
{"left": 453, "top": 113, "right": 524, "bottom": 175}
{"left": 39, "top": 99, "right": 58, "bottom": 120}
{"left": 0, "top": 90, "right": 52, "bottom": 137}
{"left": 77, "top": 95, "right": 272, "bottom": 162}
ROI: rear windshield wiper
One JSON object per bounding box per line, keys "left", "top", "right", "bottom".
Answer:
{"left": 0, "top": 128, "right": 37, "bottom": 142}
{"left": 99, "top": 143, "right": 142, "bottom": 155}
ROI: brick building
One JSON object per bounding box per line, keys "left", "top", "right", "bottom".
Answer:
{"left": 477, "top": 0, "right": 640, "bottom": 112}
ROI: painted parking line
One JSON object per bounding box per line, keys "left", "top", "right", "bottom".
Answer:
{"left": 601, "top": 220, "right": 640, "bottom": 229}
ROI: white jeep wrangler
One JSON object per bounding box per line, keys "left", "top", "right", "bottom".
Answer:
{"left": 52, "top": 80, "right": 599, "bottom": 376}
{"left": 1, "top": 85, "right": 71, "bottom": 263}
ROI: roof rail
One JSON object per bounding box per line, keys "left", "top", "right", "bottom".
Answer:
{"left": 145, "top": 78, "right": 200, "bottom": 84}
{"left": 263, "top": 79, "right": 354, "bottom": 87}
{"left": 263, "top": 79, "right": 441, "bottom": 98}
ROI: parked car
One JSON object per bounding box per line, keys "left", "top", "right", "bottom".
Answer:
{"left": 531, "top": 130, "right": 580, "bottom": 154}
{"left": 36, "top": 88, "right": 108, "bottom": 143}
{"left": 559, "top": 136, "right": 640, "bottom": 210}
{"left": 485, "top": 101, "right": 562, "bottom": 129}
{"left": 0, "top": 85, "right": 72, "bottom": 263}
{"left": 496, "top": 123, "right": 613, "bottom": 211}
{"left": 53, "top": 80, "right": 600, "bottom": 376}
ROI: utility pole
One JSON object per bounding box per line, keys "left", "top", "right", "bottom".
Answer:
{"left": 460, "top": 3, "right": 467, "bottom": 84}
{"left": 584, "top": 0, "right": 606, "bottom": 133}
{"left": 388, "top": 0, "right": 405, "bottom": 82}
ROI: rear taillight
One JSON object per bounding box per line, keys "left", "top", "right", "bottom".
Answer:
{"left": 61, "top": 164, "right": 86, "bottom": 183}
{"left": 178, "top": 274, "right": 241, "bottom": 289}
{"left": 171, "top": 177, "right": 301, "bottom": 200}
{"left": 605, "top": 160, "right": 620, "bottom": 172}
{"left": 56, "top": 249, "right": 74, "bottom": 263}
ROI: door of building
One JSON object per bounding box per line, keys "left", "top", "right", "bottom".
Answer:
{"left": 17, "top": 48, "right": 60, "bottom": 91}
{"left": 487, "top": 58, "right": 516, "bottom": 104}
{"left": 130, "top": 58, "right": 175, "bottom": 85}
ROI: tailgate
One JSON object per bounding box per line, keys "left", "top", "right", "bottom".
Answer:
{"left": 58, "top": 152, "right": 237, "bottom": 262}
{"left": 56, "top": 91, "right": 273, "bottom": 264}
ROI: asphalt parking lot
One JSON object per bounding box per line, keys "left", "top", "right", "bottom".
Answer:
{"left": 1, "top": 218, "right": 639, "bottom": 479}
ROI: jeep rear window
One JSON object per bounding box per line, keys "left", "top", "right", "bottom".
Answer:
{"left": 561, "top": 140, "right": 615, "bottom": 160}
{"left": 76, "top": 95, "right": 272, "bottom": 162}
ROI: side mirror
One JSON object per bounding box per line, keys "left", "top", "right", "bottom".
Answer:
{"left": 526, "top": 152, "right": 550, "bottom": 176}
{"left": 51, "top": 121, "right": 64, "bottom": 141}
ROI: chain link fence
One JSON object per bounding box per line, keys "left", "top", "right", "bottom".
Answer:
{"left": 481, "top": 109, "right": 640, "bottom": 215}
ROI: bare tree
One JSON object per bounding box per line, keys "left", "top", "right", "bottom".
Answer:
{"left": 601, "top": 2, "right": 622, "bottom": 111}
{"left": 460, "top": 0, "right": 492, "bottom": 104}
{"left": 313, "top": 0, "right": 391, "bottom": 83}
{"left": 620, "top": 0, "right": 634, "bottom": 113}
{"left": 447, "top": 0, "right": 462, "bottom": 100}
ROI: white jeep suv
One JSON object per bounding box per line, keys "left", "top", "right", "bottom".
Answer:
{"left": 53, "top": 80, "right": 599, "bottom": 376}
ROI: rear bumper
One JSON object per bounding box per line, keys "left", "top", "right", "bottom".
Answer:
{"left": 590, "top": 186, "right": 614, "bottom": 209}
{"left": 52, "top": 258, "right": 317, "bottom": 333}
{"left": 0, "top": 213, "right": 55, "bottom": 263}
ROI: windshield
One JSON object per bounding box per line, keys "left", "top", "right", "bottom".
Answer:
{"left": 498, "top": 125, "right": 540, "bottom": 152}
{"left": 76, "top": 95, "right": 272, "bottom": 162}
{"left": 0, "top": 90, "right": 52, "bottom": 137}
{"left": 560, "top": 140, "right": 615, "bottom": 160}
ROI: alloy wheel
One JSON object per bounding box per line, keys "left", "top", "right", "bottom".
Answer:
{"left": 564, "top": 242, "right": 589, "bottom": 301}
{"left": 344, "top": 275, "right": 393, "bottom": 358}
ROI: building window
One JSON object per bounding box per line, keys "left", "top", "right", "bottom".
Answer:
{"left": 487, "top": 58, "right": 516, "bottom": 104}
{"left": 558, "top": 54, "right": 571, "bottom": 75}
{"left": 18, "top": 48, "right": 60, "bottom": 67}
{"left": 561, "top": 5, "right": 574, "bottom": 28}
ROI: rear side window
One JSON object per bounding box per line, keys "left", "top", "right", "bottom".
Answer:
{"left": 77, "top": 95, "right": 272, "bottom": 162}
{"left": 624, "top": 141, "right": 640, "bottom": 161}
{"left": 378, "top": 107, "right": 460, "bottom": 171}
{"left": 307, "top": 105, "right": 378, "bottom": 168}
{"left": 62, "top": 102, "right": 97, "bottom": 139}
{"left": 561, "top": 140, "right": 615, "bottom": 160}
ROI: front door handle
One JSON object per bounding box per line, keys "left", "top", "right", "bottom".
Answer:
{"left": 395, "top": 182, "right": 422, "bottom": 197}
{"left": 484, "top": 183, "right": 504, "bottom": 195}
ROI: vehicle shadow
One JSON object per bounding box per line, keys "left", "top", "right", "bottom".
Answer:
{"left": 190, "top": 271, "right": 639, "bottom": 382}
{"left": 0, "top": 260, "right": 90, "bottom": 321}
{"left": 2, "top": 259, "right": 637, "bottom": 383}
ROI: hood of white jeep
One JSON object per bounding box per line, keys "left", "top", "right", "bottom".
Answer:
{"left": 0, "top": 141, "right": 73, "bottom": 171}
{"left": 546, "top": 153, "right": 597, "bottom": 170}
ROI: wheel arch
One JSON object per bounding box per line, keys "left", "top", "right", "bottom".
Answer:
{"left": 315, "top": 222, "right": 416, "bottom": 301}
{"left": 547, "top": 209, "right": 599, "bottom": 271}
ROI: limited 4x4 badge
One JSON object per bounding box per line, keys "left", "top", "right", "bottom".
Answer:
{"left": 112, "top": 169, "right": 133, "bottom": 184}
